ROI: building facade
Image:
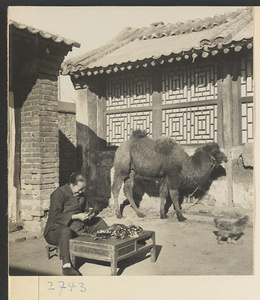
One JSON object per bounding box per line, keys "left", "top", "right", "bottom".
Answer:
{"left": 62, "top": 8, "right": 254, "bottom": 210}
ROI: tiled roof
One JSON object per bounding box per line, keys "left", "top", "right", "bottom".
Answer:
{"left": 61, "top": 7, "right": 253, "bottom": 77}
{"left": 9, "top": 20, "right": 81, "bottom": 48}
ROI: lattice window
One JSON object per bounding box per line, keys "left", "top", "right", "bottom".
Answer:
{"left": 106, "top": 111, "right": 152, "bottom": 146}
{"left": 107, "top": 75, "right": 128, "bottom": 109}
{"left": 162, "top": 105, "right": 218, "bottom": 144}
{"left": 106, "top": 71, "right": 152, "bottom": 145}
{"left": 129, "top": 74, "right": 152, "bottom": 107}
{"left": 241, "top": 54, "right": 253, "bottom": 97}
{"left": 241, "top": 102, "right": 253, "bottom": 143}
{"left": 106, "top": 72, "right": 152, "bottom": 110}
{"left": 162, "top": 62, "right": 217, "bottom": 104}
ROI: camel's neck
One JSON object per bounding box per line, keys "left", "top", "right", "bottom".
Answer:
{"left": 181, "top": 152, "right": 216, "bottom": 187}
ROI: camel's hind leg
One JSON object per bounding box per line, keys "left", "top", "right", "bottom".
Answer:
{"left": 159, "top": 178, "right": 168, "bottom": 219}
{"left": 164, "top": 195, "right": 172, "bottom": 216}
{"left": 112, "top": 172, "right": 126, "bottom": 218}
{"left": 124, "top": 170, "right": 145, "bottom": 218}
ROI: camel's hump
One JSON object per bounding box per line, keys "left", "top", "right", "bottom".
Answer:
{"left": 132, "top": 129, "right": 148, "bottom": 138}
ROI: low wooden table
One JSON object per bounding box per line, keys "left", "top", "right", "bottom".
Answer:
{"left": 69, "top": 230, "right": 156, "bottom": 276}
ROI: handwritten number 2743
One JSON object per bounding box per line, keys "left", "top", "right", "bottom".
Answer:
{"left": 47, "top": 281, "right": 86, "bottom": 295}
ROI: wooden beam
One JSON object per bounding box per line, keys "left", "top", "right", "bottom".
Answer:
{"left": 106, "top": 106, "right": 152, "bottom": 114}
{"left": 162, "top": 100, "right": 218, "bottom": 110}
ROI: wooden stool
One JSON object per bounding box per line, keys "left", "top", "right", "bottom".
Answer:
{"left": 45, "top": 244, "right": 61, "bottom": 260}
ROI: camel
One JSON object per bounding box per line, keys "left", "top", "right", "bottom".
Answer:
{"left": 112, "top": 130, "right": 228, "bottom": 221}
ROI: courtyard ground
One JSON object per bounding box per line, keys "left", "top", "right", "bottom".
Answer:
{"left": 9, "top": 202, "right": 254, "bottom": 276}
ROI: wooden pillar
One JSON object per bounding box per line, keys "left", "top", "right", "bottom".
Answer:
{"left": 97, "top": 76, "right": 107, "bottom": 146}
{"left": 8, "top": 90, "right": 18, "bottom": 222}
{"left": 152, "top": 68, "right": 162, "bottom": 138}
{"left": 217, "top": 61, "right": 234, "bottom": 207}
{"left": 231, "top": 61, "right": 241, "bottom": 146}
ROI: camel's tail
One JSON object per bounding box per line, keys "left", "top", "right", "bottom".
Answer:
{"left": 131, "top": 129, "right": 148, "bottom": 138}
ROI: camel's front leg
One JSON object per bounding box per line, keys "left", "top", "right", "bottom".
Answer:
{"left": 124, "top": 170, "right": 145, "bottom": 218}
{"left": 168, "top": 189, "right": 186, "bottom": 221}
{"left": 112, "top": 172, "right": 125, "bottom": 218}
{"left": 167, "top": 175, "right": 186, "bottom": 222}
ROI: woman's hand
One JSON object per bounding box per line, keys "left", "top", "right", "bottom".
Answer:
{"left": 86, "top": 208, "right": 95, "bottom": 220}
{"left": 72, "top": 213, "right": 89, "bottom": 222}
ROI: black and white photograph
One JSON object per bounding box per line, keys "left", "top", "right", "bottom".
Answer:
{"left": 7, "top": 5, "right": 257, "bottom": 292}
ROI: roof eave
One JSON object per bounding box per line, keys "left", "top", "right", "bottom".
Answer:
{"left": 69, "top": 38, "right": 253, "bottom": 79}
{"left": 9, "top": 20, "right": 81, "bottom": 49}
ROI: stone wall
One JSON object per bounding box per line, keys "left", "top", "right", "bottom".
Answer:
{"left": 58, "top": 102, "right": 77, "bottom": 186}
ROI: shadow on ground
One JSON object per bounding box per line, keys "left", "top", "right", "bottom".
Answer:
{"left": 76, "top": 245, "right": 162, "bottom": 276}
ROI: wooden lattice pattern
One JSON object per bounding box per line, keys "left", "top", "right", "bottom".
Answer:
{"left": 241, "top": 102, "right": 253, "bottom": 143}
{"left": 106, "top": 72, "right": 152, "bottom": 110}
{"left": 106, "top": 111, "right": 152, "bottom": 146}
{"left": 162, "top": 104, "right": 218, "bottom": 144}
{"left": 241, "top": 54, "right": 253, "bottom": 97}
{"left": 162, "top": 63, "right": 217, "bottom": 104}
{"left": 105, "top": 58, "right": 253, "bottom": 146}
{"left": 107, "top": 76, "right": 128, "bottom": 109}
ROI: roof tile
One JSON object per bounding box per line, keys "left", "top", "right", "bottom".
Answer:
{"left": 10, "top": 20, "right": 81, "bottom": 48}
{"left": 61, "top": 7, "right": 253, "bottom": 76}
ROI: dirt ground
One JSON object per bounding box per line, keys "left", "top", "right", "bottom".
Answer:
{"left": 9, "top": 201, "right": 253, "bottom": 276}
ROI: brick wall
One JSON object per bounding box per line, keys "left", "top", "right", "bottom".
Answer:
{"left": 20, "top": 75, "right": 60, "bottom": 232}
{"left": 58, "top": 102, "right": 77, "bottom": 186}
{"left": 15, "top": 38, "right": 73, "bottom": 233}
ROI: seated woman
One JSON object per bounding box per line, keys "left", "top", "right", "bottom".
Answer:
{"left": 44, "top": 172, "right": 108, "bottom": 276}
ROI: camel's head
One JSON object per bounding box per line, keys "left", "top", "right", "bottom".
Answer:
{"left": 201, "top": 142, "right": 228, "bottom": 165}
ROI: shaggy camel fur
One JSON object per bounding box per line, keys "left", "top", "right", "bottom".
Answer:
{"left": 119, "top": 163, "right": 226, "bottom": 218}
{"left": 112, "top": 130, "right": 228, "bottom": 221}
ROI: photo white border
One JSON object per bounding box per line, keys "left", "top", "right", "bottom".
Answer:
{"left": 8, "top": 6, "right": 260, "bottom": 300}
